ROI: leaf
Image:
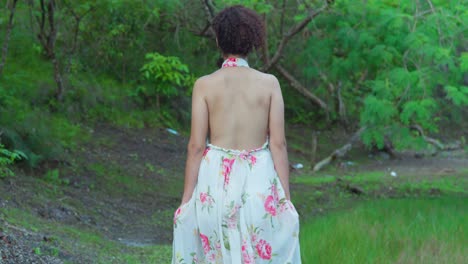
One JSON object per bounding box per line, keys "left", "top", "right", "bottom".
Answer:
{"left": 444, "top": 86, "right": 468, "bottom": 106}
{"left": 460, "top": 52, "right": 468, "bottom": 72}
{"left": 400, "top": 99, "right": 437, "bottom": 128}
{"left": 360, "top": 96, "right": 397, "bottom": 126}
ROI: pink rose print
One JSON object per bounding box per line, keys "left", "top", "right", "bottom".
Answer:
{"left": 251, "top": 234, "right": 258, "bottom": 243}
{"left": 199, "top": 189, "right": 214, "bottom": 211}
{"left": 239, "top": 152, "right": 257, "bottom": 169}
{"left": 200, "top": 233, "right": 210, "bottom": 254}
{"left": 250, "top": 155, "right": 257, "bottom": 166}
{"left": 271, "top": 184, "right": 279, "bottom": 202}
{"left": 222, "top": 157, "right": 235, "bottom": 187}
{"left": 239, "top": 152, "right": 247, "bottom": 160}
{"left": 264, "top": 195, "right": 277, "bottom": 216}
{"left": 255, "top": 239, "right": 272, "bottom": 260}
{"left": 222, "top": 57, "right": 238, "bottom": 67}
{"left": 226, "top": 205, "right": 240, "bottom": 229}
{"left": 173, "top": 207, "right": 182, "bottom": 225}
{"left": 227, "top": 218, "right": 237, "bottom": 229}
{"left": 208, "top": 252, "right": 216, "bottom": 262}
{"left": 242, "top": 239, "right": 254, "bottom": 264}
{"left": 203, "top": 147, "right": 210, "bottom": 157}
{"left": 243, "top": 252, "right": 254, "bottom": 264}
{"left": 200, "top": 192, "right": 208, "bottom": 203}
{"left": 280, "top": 201, "right": 290, "bottom": 213}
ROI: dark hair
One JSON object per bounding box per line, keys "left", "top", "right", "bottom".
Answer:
{"left": 212, "top": 5, "right": 265, "bottom": 56}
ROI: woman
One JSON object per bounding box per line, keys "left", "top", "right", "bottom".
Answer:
{"left": 172, "top": 5, "right": 301, "bottom": 264}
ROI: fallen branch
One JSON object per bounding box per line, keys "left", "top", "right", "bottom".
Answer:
{"left": 409, "top": 125, "right": 462, "bottom": 158}
{"left": 313, "top": 127, "right": 366, "bottom": 172}
{"left": 275, "top": 64, "right": 329, "bottom": 113}
{"left": 410, "top": 125, "right": 462, "bottom": 151}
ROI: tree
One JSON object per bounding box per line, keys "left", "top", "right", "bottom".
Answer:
{"left": 32, "top": 0, "right": 65, "bottom": 101}
{"left": 0, "top": 0, "right": 19, "bottom": 76}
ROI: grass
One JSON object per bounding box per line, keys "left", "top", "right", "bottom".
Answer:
{"left": 300, "top": 197, "right": 467, "bottom": 264}
{"left": 1, "top": 208, "right": 172, "bottom": 264}
{"left": 88, "top": 163, "right": 155, "bottom": 196}
{"left": 293, "top": 169, "right": 467, "bottom": 194}
{"left": 293, "top": 171, "right": 393, "bottom": 185}
{"left": 400, "top": 177, "right": 467, "bottom": 193}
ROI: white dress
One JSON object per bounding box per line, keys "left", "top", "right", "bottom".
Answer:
{"left": 172, "top": 140, "right": 301, "bottom": 264}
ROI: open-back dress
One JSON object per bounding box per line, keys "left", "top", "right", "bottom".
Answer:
{"left": 172, "top": 58, "right": 301, "bottom": 264}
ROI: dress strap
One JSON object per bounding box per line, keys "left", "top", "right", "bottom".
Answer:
{"left": 221, "top": 57, "right": 249, "bottom": 68}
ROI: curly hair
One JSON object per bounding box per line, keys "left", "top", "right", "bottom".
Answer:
{"left": 212, "top": 5, "right": 265, "bottom": 56}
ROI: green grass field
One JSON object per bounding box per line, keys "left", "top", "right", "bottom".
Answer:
{"left": 300, "top": 197, "right": 467, "bottom": 264}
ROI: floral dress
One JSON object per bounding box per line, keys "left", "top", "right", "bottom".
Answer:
{"left": 172, "top": 140, "right": 301, "bottom": 264}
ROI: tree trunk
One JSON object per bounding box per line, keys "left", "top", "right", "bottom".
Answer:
{"left": 336, "top": 82, "right": 349, "bottom": 129}
{"left": 46, "top": 0, "right": 64, "bottom": 101}
{"left": 35, "top": 0, "right": 64, "bottom": 101}
{"left": 0, "top": 0, "right": 19, "bottom": 76}
{"left": 310, "top": 131, "right": 318, "bottom": 165}
{"left": 51, "top": 54, "right": 64, "bottom": 101}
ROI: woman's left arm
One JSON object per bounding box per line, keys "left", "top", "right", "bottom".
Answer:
{"left": 180, "top": 78, "right": 208, "bottom": 205}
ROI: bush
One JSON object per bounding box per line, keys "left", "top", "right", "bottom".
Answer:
{"left": 0, "top": 143, "right": 23, "bottom": 178}
{"left": 133, "top": 52, "right": 195, "bottom": 109}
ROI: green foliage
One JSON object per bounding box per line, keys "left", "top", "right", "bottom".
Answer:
{"left": 78, "top": 0, "right": 155, "bottom": 81}
{"left": 461, "top": 52, "right": 468, "bottom": 72}
{"left": 33, "top": 247, "right": 42, "bottom": 256}
{"left": 292, "top": 0, "right": 466, "bottom": 148}
{"left": 444, "top": 85, "right": 468, "bottom": 106}
{"left": 44, "top": 169, "right": 69, "bottom": 186}
{"left": 360, "top": 96, "right": 397, "bottom": 125}
{"left": 0, "top": 144, "right": 23, "bottom": 178}
{"left": 135, "top": 52, "right": 194, "bottom": 108}
{"left": 220, "top": 0, "right": 273, "bottom": 13}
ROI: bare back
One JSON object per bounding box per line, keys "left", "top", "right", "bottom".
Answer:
{"left": 202, "top": 67, "right": 274, "bottom": 150}
{"left": 185, "top": 60, "right": 289, "bottom": 202}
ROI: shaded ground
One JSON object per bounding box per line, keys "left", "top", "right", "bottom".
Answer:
{"left": 0, "top": 124, "right": 467, "bottom": 263}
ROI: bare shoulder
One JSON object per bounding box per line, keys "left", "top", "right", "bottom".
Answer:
{"left": 194, "top": 74, "right": 211, "bottom": 86}
{"left": 265, "top": 73, "right": 280, "bottom": 87}
{"left": 192, "top": 74, "right": 213, "bottom": 95}
{"left": 255, "top": 70, "right": 280, "bottom": 92}
{"left": 193, "top": 71, "right": 221, "bottom": 89}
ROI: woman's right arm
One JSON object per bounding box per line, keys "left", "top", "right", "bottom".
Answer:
{"left": 268, "top": 76, "right": 290, "bottom": 200}
{"left": 180, "top": 78, "right": 208, "bottom": 205}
